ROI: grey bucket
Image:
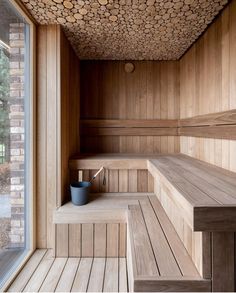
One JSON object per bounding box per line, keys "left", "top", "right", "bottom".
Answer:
{"left": 70, "top": 181, "right": 92, "bottom": 206}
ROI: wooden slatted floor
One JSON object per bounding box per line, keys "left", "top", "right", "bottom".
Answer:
{"left": 8, "top": 250, "right": 128, "bottom": 292}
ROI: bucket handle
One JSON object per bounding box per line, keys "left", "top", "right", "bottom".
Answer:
{"left": 90, "top": 167, "right": 105, "bottom": 183}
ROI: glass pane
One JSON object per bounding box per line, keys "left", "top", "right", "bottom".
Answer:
{"left": 0, "top": 0, "right": 30, "bottom": 285}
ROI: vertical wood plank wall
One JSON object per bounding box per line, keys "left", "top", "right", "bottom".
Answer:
{"left": 60, "top": 28, "right": 80, "bottom": 205}
{"left": 80, "top": 61, "right": 180, "bottom": 154}
{"left": 179, "top": 0, "right": 236, "bottom": 172}
{"left": 71, "top": 169, "right": 154, "bottom": 193}
{"left": 55, "top": 223, "right": 127, "bottom": 258}
{"left": 37, "top": 25, "right": 80, "bottom": 248}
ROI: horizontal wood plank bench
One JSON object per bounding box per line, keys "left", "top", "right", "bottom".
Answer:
{"left": 54, "top": 193, "right": 210, "bottom": 292}
{"left": 54, "top": 193, "right": 149, "bottom": 223}
{"left": 53, "top": 193, "right": 151, "bottom": 259}
{"left": 127, "top": 196, "right": 210, "bottom": 292}
{"left": 69, "top": 153, "right": 159, "bottom": 170}
{"left": 70, "top": 153, "right": 236, "bottom": 231}
{"left": 148, "top": 154, "right": 236, "bottom": 231}
{"left": 64, "top": 153, "right": 236, "bottom": 291}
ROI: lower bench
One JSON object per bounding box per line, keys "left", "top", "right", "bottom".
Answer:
{"left": 127, "top": 196, "right": 211, "bottom": 292}
{"left": 54, "top": 193, "right": 211, "bottom": 292}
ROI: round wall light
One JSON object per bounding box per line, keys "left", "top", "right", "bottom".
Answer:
{"left": 124, "top": 62, "right": 135, "bottom": 73}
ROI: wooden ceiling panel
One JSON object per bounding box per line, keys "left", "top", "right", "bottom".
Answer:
{"left": 21, "top": 0, "right": 228, "bottom": 59}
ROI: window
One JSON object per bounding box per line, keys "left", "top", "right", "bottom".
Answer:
{"left": 0, "top": 0, "right": 34, "bottom": 287}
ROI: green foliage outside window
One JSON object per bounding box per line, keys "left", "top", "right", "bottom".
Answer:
{"left": 0, "top": 48, "right": 10, "bottom": 164}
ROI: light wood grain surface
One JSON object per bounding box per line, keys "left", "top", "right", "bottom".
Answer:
{"left": 80, "top": 61, "right": 179, "bottom": 154}
{"left": 37, "top": 25, "right": 80, "bottom": 249}
{"left": 180, "top": 0, "right": 236, "bottom": 172}
{"left": 9, "top": 250, "right": 128, "bottom": 292}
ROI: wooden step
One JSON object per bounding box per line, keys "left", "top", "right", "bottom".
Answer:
{"left": 53, "top": 193, "right": 154, "bottom": 258}
{"left": 53, "top": 193, "right": 153, "bottom": 223}
{"left": 127, "top": 196, "right": 211, "bottom": 292}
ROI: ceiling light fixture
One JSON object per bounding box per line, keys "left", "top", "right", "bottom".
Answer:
{"left": 124, "top": 62, "right": 135, "bottom": 73}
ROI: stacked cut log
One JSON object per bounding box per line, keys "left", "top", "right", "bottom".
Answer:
{"left": 21, "top": 0, "right": 228, "bottom": 60}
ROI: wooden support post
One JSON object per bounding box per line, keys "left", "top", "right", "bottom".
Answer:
{"left": 212, "top": 232, "right": 235, "bottom": 292}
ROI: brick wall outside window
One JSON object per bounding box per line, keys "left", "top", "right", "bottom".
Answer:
{"left": 9, "top": 23, "right": 25, "bottom": 247}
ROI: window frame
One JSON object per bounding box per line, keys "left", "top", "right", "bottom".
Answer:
{"left": 0, "top": 0, "right": 36, "bottom": 290}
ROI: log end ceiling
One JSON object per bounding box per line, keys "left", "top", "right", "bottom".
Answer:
{"left": 21, "top": 0, "right": 228, "bottom": 60}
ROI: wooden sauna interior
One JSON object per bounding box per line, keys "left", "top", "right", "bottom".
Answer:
{"left": 6, "top": 0, "right": 236, "bottom": 292}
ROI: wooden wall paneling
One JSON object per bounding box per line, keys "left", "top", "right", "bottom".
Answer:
{"left": 54, "top": 223, "right": 127, "bottom": 257}
{"left": 180, "top": 140, "right": 236, "bottom": 172}
{"left": 81, "top": 223, "right": 94, "bottom": 257}
{"left": 139, "top": 62, "right": 147, "bottom": 119}
{"left": 94, "top": 223, "right": 106, "bottom": 257}
{"left": 82, "top": 170, "right": 90, "bottom": 182}
{"left": 78, "top": 170, "right": 83, "bottom": 181}
{"left": 146, "top": 62, "right": 154, "bottom": 120}
{"left": 179, "top": 1, "right": 236, "bottom": 173}
{"left": 119, "top": 170, "right": 128, "bottom": 192}
{"left": 179, "top": 125, "right": 236, "bottom": 139}
{"left": 221, "top": 5, "right": 230, "bottom": 111}
{"left": 37, "top": 26, "right": 47, "bottom": 248}
{"left": 118, "top": 62, "right": 126, "bottom": 119}
{"left": 119, "top": 223, "right": 127, "bottom": 257}
{"left": 37, "top": 25, "right": 80, "bottom": 248}
{"left": 80, "top": 61, "right": 180, "bottom": 154}
{"left": 90, "top": 170, "right": 99, "bottom": 192}
{"left": 69, "top": 224, "right": 81, "bottom": 257}
{"left": 99, "top": 168, "right": 109, "bottom": 192}
{"left": 60, "top": 28, "right": 80, "bottom": 206}
{"left": 153, "top": 136, "right": 161, "bottom": 153}
{"left": 81, "top": 127, "right": 178, "bottom": 136}
{"left": 107, "top": 223, "right": 119, "bottom": 257}
{"left": 150, "top": 61, "right": 161, "bottom": 152}
{"left": 229, "top": 0, "right": 236, "bottom": 110}
{"left": 137, "top": 170, "right": 148, "bottom": 192}
{"left": 75, "top": 168, "right": 153, "bottom": 193}
{"left": 128, "top": 170, "right": 138, "bottom": 192}
{"left": 160, "top": 62, "right": 168, "bottom": 120}
{"left": 179, "top": 109, "right": 236, "bottom": 127}
{"left": 179, "top": 109, "right": 236, "bottom": 141}
{"left": 160, "top": 136, "right": 168, "bottom": 153}
{"left": 60, "top": 28, "right": 70, "bottom": 207}
{"left": 153, "top": 62, "right": 161, "bottom": 120}
{"left": 56, "top": 224, "right": 69, "bottom": 257}
{"left": 168, "top": 62, "right": 180, "bottom": 120}
{"left": 70, "top": 170, "right": 78, "bottom": 183}
{"left": 167, "top": 136, "right": 175, "bottom": 153}
{"left": 108, "top": 170, "right": 119, "bottom": 192}
{"left": 80, "top": 119, "right": 178, "bottom": 127}
{"left": 145, "top": 136, "right": 154, "bottom": 153}
{"left": 45, "top": 25, "right": 59, "bottom": 249}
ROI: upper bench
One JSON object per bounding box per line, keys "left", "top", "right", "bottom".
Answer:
{"left": 148, "top": 155, "right": 236, "bottom": 231}
{"left": 69, "top": 153, "right": 236, "bottom": 232}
